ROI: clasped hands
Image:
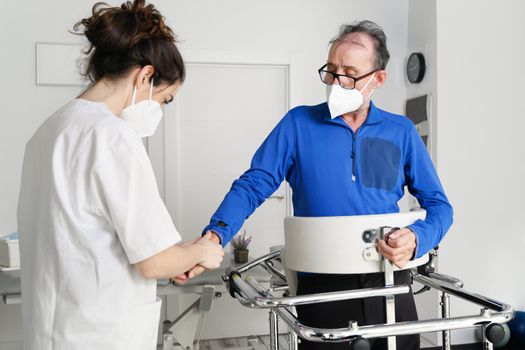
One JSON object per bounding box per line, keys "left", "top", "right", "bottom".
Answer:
{"left": 171, "top": 231, "right": 222, "bottom": 285}
{"left": 377, "top": 227, "right": 417, "bottom": 268}
{"left": 170, "top": 228, "right": 416, "bottom": 285}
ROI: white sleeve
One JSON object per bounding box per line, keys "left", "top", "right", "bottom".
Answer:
{"left": 90, "top": 136, "right": 181, "bottom": 264}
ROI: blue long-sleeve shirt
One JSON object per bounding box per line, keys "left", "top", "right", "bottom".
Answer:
{"left": 204, "top": 101, "right": 453, "bottom": 258}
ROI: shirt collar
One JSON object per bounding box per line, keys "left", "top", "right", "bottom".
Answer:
{"left": 365, "top": 101, "right": 383, "bottom": 125}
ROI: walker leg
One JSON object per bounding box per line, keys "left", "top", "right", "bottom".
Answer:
{"left": 382, "top": 228, "right": 396, "bottom": 350}
{"left": 288, "top": 330, "right": 298, "bottom": 350}
{"left": 384, "top": 260, "right": 396, "bottom": 350}
{"left": 269, "top": 309, "right": 280, "bottom": 350}
{"left": 163, "top": 333, "right": 175, "bottom": 350}
{"left": 441, "top": 292, "right": 451, "bottom": 350}
{"left": 481, "top": 323, "right": 494, "bottom": 350}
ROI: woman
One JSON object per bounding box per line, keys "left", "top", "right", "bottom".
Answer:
{"left": 16, "top": 1, "right": 224, "bottom": 349}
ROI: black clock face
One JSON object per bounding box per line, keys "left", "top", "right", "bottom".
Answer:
{"left": 407, "top": 52, "right": 425, "bottom": 83}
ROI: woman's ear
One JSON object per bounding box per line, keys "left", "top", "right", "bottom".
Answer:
{"left": 135, "top": 65, "right": 155, "bottom": 89}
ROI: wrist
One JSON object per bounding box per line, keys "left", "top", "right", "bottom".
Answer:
{"left": 186, "top": 242, "right": 206, "bottom": 266}
{"left": 203, "top": 223, "right": 226, "bottom": 246}
{"left": 209, "top": 231, "right": 221, "bottom": 244}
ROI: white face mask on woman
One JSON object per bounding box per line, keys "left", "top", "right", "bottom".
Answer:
{"left": 326, "top": 73, "right": 375, "bottom": 119}
{"left": 121, "top": 78, "right": 163, "bottom": 137}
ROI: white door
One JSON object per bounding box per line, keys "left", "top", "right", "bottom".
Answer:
{"left": 149, "top": 51, "right": 290, "bottom": 339}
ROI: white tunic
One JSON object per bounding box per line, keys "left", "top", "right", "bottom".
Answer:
{"left": 17, "top": 99, "right": 181, "bottom": 350}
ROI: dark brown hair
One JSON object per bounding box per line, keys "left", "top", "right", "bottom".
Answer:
{"left": 73, "top": 0, "right": 185, "bottom": 85}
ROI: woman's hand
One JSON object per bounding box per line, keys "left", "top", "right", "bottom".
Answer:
{"left": 170, "top": 232, "right": 224, "bottom": 285}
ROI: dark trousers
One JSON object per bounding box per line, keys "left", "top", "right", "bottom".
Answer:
{"left": 296, "top": 270, "right": 420, "bottom": 350}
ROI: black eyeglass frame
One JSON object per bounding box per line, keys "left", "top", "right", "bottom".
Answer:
{"left": 318, "top": 64, "right": 377, "bottom": 90}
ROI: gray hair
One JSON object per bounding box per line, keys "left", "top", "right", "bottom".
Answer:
{"left": 330, "top": 20, "right": 390, "bottom": 70}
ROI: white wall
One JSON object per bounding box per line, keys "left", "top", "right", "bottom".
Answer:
{"left": 435, "top": 0, "right": 525, "bottom": 345}
{"left": 0, "top": 0, "right": 409, "bottom": 347}
{"left": 407, "top": 0, "right": 438, "bottom": 162}
{"left": 0, "top": 0, "right": 410, "bottom": 247}
{"left": 406, "top": 0, "right": 440, "bottom": 346}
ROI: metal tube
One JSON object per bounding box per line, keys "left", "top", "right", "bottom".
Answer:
{"left": 383, "top": 259, "right": 396, "bottom": 350}
{"left": 236, "top": 250, "right": 281, "bottom": 274}
{"left": 246, "top": 275, "right": 274, "bottom": 297}
{"left": 270, "top": 309, "right": 279, "bottom": 350}
{"left": 429, "top": 271, "right": 464, "bottom": 288}
{"left": 413, "top": 273, "right": 510, "bottom": 312}
{"left": 271, "top": 285, "right": 290, "bottom": 292}
{"left": 288, "top": 331, "right": 298, "bottom": 350}
{"left": 274, "top": 306, "right": 512, "bottom": 343}
{"left": 263, "top": 260, "right": 287, "bottom": 282}
{"left": 250, "top": 285, "right": 409, "bottom": 308}
{"left": 231, "top": 274, "right": 263, "bottom": 305}
{"left": 232, "top": 292, "right": 252, "bottom": 306}
{"left": 482, "top": 323, "right": 493, "bottom": 350}
{"left": 258, "top": 286, "right": 410, "bottom": 308}
{"left": 441, "top": 292, "right": 451, "bottom": 350}
{"left": 245, "top": 275, "right": 401, "bottom": 305}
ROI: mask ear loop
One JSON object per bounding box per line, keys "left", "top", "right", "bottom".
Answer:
{"left": 130, "top": 86, "right": 138, "bottom": 109}
{"left": 149, "top": 77, "right": 154, "bottom": 101}
{"left": 360, "top": 72, "right": 375, "bottom": 91}
{"left": 362, "top": 73, "right": 376, "bottom": 102}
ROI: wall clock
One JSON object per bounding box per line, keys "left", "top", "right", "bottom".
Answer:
{"left": 407, "top": 52, "right": 426, "bottom": 84}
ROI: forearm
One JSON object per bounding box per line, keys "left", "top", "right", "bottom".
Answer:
{"left": 136, "top": 244, "right": 204, "bottom": 280}
{"left": 204, "top": 113, "right": 296, "bottom": 245}
{"left": 204, "top": 170, "right": 279, "bottom": 245}
{"left": 409, "top": 204, "right": 453, "bottom": 257}
{"left": 405, "top": 121, "right": 454, "bottom": 258}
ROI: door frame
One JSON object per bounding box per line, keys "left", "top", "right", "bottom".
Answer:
{"left": 148, "top": 49, "right": 296, "bottom": 222}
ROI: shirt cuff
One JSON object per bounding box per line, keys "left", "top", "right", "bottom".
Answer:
{"left": 202, "top": 224, "right": 227, "bottom": 247}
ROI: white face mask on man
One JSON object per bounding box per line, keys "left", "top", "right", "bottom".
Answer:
{"left": 121, "top": 78, "right": 163, "bottom": 138}
{"left": 326, "top": 73, "right": 375, "bottom": 119}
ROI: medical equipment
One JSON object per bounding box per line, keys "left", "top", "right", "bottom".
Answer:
{"left": 223, "top": 210, "right": 514, "bottom": 350}
{"left": 158, "top": 253, "right": 272, "bottom": 350}
{"left": 0, "top": 232, "right": 21, "bottom": 305}
{"left": 0, "top": 232, "right": 20, "bottom": 269}
{"left": 0, "top": 268, "right": 21, "bottom": 305}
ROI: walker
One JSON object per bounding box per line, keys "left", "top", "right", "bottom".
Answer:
{"left": 223, "top": 210, "right": 513, "bottom": 350}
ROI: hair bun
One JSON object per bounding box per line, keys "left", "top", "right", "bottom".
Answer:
{"left": 125, "top": 0, "right": 176, "bottom": 46}
{"left": 73, "top": 0, "right": 185, "bottom": 84}
{"left": 74, "top": 0, "right": 175, "bottom": 54}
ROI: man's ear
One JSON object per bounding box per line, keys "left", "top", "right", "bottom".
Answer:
{"left": 374, "top": 70, "right": 387, "bottom": 89}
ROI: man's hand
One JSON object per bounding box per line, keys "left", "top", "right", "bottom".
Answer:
{"left": 377, "top": 228, "right": 416, "bottom": 269}
{"left": 195, "top": 232, "right": 224, "bottom": 269}
{"left": 206, "top": 231, "right": 221, "bottom": 244}
{"left": 170, "top": 231, "right": 223, "bottom": 285}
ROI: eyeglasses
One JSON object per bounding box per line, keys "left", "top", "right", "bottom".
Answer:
{"left": 318, "top": 64, "right": 377, "bottom": 90}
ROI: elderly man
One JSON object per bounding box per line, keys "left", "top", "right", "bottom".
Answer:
{"left": 187, "top": 20, "right": 453, "bottom": 349}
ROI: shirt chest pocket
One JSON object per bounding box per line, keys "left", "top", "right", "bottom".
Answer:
{"left": 360, "top": 137, "right": 401, "bottom": 191}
